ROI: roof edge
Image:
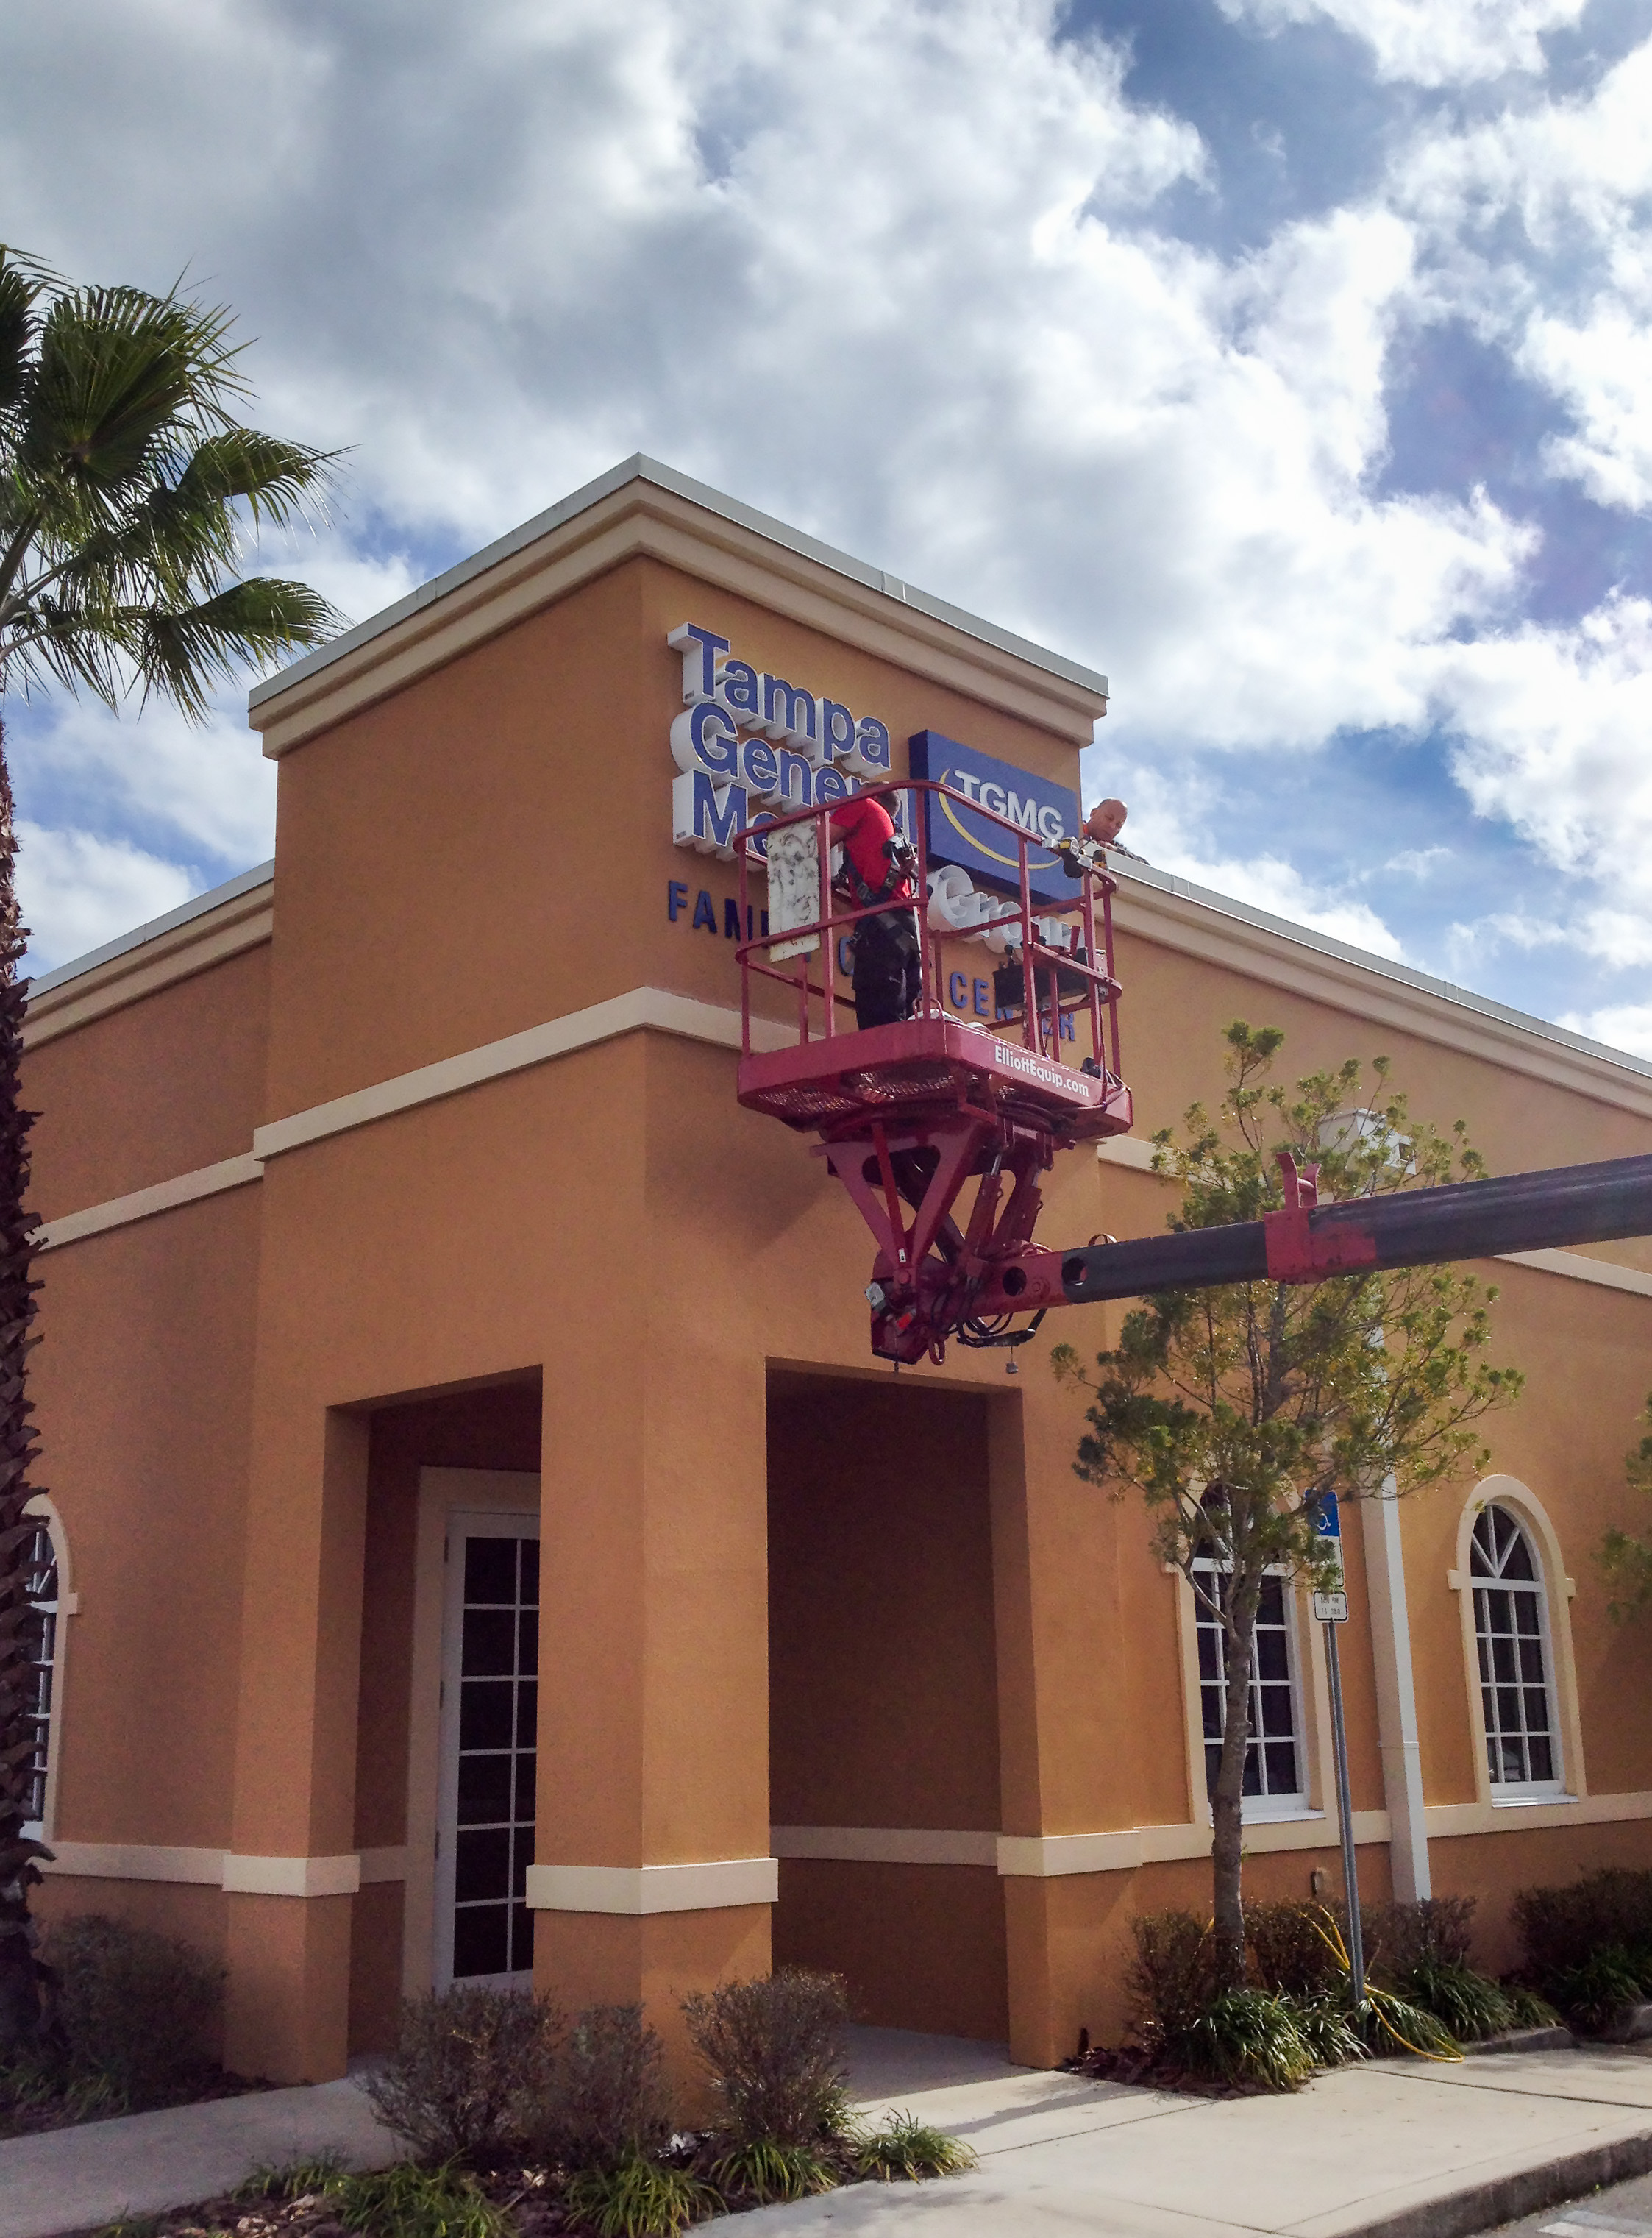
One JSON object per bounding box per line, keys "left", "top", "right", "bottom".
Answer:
{"left": 248, "top": 455, "right": 1111, "bottom": 714}
{"left": 27, "top": 859, "right": 275, "bottom": 1000}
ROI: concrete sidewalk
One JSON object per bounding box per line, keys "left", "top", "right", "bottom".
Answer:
{"left": 0, "top": 2075, "right": 402, "bottom": 2238}
{"left": 8, "top": 2030, "right": 1652, "bottom": 2238}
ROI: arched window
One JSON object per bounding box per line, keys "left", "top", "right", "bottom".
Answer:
{"left": 1472, "top": 1502, "right": 1561, "bottom": 1795}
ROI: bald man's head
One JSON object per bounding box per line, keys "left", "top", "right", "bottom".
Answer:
{"left": 1086, "top": 798, "right": 1128, "bottom": 845}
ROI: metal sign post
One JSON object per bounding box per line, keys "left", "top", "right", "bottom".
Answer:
{"left": 1313, "top": 1491, "right": 1365, "bottom": 2006}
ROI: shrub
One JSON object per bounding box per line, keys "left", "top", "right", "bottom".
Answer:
{"left": 1396, "top": 1958, "right": 1515, "bottom": 2042}
{"left": 703, "top": 2137, "right": 838, "bottom": 2203}
{"left": 1246, "top": 1905, "right": 1345, "bottom": 1999}
{"left": 331, "top": 2161, "right": 509, "bottom": 2238}
{"left": 680, "top": 1969, "right": 850, "bottom": 2148}
{"left": 362, "top": 1986, "right": 560, "bottom": 2159}
{"left": 532, "top": 2003, "right": 672, "bottom": 2172}
{"left": 1286, "top": 1995, "right": 1366, "bottom": 2070}
{"left": 1545, "top": 1948, "right": 1645, "bottom": 2034}
{"left": 1362, "top": 1897, "right": 1476, "bottom": 1980}
{"left": 1515, "top": 1869, "right": 1652, "bottom": 1997}
{"left": 563, "top": 2153, "right": 714, "bottom": 2237}
{"left": 235, "top": 2152, "right": 347, "bottom": 2201}
{"left": 48, "top": 1914, "right": 223, "bottom": 2106}
{"left": 1128, "top": 1912, "right": 1216, "bottom": 2050}
{"left": 853, "top": 2113, "right": 978, "bottom": 2181}
{"left": 1176, "top": 1988, "right": 1317, "bottom": 2091}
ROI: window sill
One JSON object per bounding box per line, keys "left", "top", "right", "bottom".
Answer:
{"left": 1490, "top": 1791, "right": 1576, "bottom": 1809}
{"left": 1240, "top": 1804, "right": 1321, "bottom": 1825}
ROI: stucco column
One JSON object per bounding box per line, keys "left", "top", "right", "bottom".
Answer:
{"left": 224, "top": 1405, "right": 369, "bottom": 2082}
{"left": 1360, "top": 1481, "right": 1431, "bottom": 1902}
{"left": 527, "top": 1320, "right": 772, "bottom": 2089}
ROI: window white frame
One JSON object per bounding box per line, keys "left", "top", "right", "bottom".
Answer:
{"left": 1186, "top": 1558, "right": 1315, "bottom": 1823}
{"left": 20, "top": 1496, "right": 77, "bottom": 1846}
{"left": 1450, "top": 1477, "right": 1585, "bottom": 1810}
{"left": 403, "top": 1468, "right": 541, "bottom": 1998}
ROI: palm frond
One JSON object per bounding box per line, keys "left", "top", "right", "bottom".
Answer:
{"left": 134, "top": 577, "right": 343, "bottom": 717}
{"left": 21, "top": 285, "right": 249, "bottom": 501}
{"left": 0, "top": 247, "right": 54, "bottom": 416}
{"left": 176, "top": 429, "right": 339, "bottom": 529}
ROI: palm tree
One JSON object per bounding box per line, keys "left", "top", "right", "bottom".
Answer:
{"left": 0, "top": 246, "right": 341, "bottom": 2047}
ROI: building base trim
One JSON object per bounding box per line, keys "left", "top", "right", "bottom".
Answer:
{"left": 222, "top": 1853, "right": 363, "bottom": 1897}
{"left": 40, "top": 1843, "right": 227, "bottom": 1886}
{"left": 524, "top": 1859, "right": 779, "bottom": 1914}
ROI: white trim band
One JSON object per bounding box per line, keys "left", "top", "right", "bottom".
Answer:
{"left": 40, "top": 1843, "right": 373, "bottom": 1894}
{"left": 222, "top": 1852, "right": 362, "bottom": 1897}
{"left": 35, "top": 1154, "right": 263, "bottom": 1254}
{"left": 524, "top": 1858, "right": 779, "bottom": 1914}
{"left": 253, "top": 988, "right": 790, "bottom": 1162}
{"left": 772, "top": 1825, "right": 997, "bottom": 1866}
{"left": 41, "top": 1843, "right": 226, "bottom": 1886}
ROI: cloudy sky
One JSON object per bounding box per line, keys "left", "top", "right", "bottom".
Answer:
{"left": 5, "top": 0, "right": 1652, "bottom": 1051}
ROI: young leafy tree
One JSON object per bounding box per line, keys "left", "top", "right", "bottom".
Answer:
{"left": 0, "top": 246, "right": 341, "bottom": 2047}
{"left": 1596, "top": 1400, "right": 1652, "bottom": 1623}
{"left": 1053, "top": 1022, "right": 1521, "bottom": 1992}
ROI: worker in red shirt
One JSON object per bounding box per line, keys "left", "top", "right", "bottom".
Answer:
{"left": 830, "top": 790, "right": 922, "bottom": 1029}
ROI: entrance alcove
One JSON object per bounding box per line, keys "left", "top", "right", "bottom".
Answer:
{"left": 766, "top": 1368, "right": 1008, "bottom": 2040}
{"left": 347, "top": 1371, "right": 543, "bottom": 2053}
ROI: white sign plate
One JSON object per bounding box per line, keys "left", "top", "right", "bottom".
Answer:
{"left": 1313, "top": 1588, "right": 1349, "bottom": 1624}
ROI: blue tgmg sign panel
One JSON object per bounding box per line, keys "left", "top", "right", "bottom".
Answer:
{"left": 908, "top": 731, "right": 1080, "bottom": 906}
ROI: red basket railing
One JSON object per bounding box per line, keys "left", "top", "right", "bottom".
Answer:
{"left": 732, "top": 778, "right": 1122, "bottom": 1081}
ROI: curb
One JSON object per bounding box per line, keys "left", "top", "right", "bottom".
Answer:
{"left": 1339, "top": 2125, "right": 1652, "bottom": 2238}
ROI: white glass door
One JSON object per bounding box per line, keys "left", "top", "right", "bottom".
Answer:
{"left": 434, "top": 1510, "right": 540, "bottom": 1989}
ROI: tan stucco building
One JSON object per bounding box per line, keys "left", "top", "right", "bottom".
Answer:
{"left": 21, "top": 457, "right": 1652, "bottom": 2086}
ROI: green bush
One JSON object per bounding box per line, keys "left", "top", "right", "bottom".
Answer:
{"left": 1514, "top": 1869, "right": 1652, "bottom": 1999}
{"left": 1286, "top": 1994, "right": 1366, "bottom": 2070}
{"left": 1246, "top": 1905, "right": 1345, "bottom": 1999}
{"left": 1362, "top": 1897, "right": 1476, "bottom": 1979}
{"left": 530, "top": 2003, "right": 672, "bottom": 2173}
{"left": 362, "top": 1986, "right": 560, "bottom": 2159}
{"left": 48, "top": 1915, "right": 223, "bottom": 2107}
{"left": 1127, "top": 1911, "right": 1217, "bottom": 2050}
{"left": 680, "top": 1969, "right": 850, "bottom": 2148}
{"left": 853, "top": 2113, "right": 978, "bottom": 2181}
{"left": 702, "top": 2136, "right": 837, "bottom": 2203}
{"left": 1395, "top": 1958, "right": 1516, "bottom": 2042}
{"left": 562, "top": 2153, "right": 715, "bottom": 2237}
{"left": 331, "top": 2161, "right": 509, "bottom": 2238}
{"left": 1176, "top": 1988, "right": 1318, "bottom": 2091}
{"left": 1544, "top": 1947, "right": 1646, "bottom": 2033}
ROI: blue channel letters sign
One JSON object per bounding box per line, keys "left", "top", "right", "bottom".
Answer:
{"left": 908, "top": 731, "right": 1080, "bottom": 906}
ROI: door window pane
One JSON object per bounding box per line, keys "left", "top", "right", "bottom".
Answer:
{"left": 452, "top": 1532, "right": 537, "bottom": 1978}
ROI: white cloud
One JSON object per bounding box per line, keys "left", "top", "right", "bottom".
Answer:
{"left": 0, "top": 0, "right": 1646, "bottom": 1016}
{"left": 1559, "top": 1002, "right": 1652, "bottom": 1061}
{"left": 1217, "top": 0, "right": 1586, "bottom": 85}
{"left": 1158, "top": 849, "right": 1408, "bottom": 959}
{"left": 1429, "top": 593, "right": 1652, "bottom": 895}
{"left": 16, "top": 825, "right": 195, "bottom": 974}
{"left": 1385, "top": 845, "right": 1451, "bottom": 877}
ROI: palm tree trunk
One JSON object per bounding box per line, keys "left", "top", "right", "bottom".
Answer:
{"left": 1210, "top": 1579, "right": 1261, "bottom": 1993}
{"left": 0, "top": 725, "right": 46, "bottom": 2053}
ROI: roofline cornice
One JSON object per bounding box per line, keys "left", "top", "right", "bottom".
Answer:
{"left": 247, "top": 457, "right": 1111, "bottom": 756}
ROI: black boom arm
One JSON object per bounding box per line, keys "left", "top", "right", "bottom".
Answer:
{"left": 1055, "top": 1149, "right": 1652, "bottom": 1307}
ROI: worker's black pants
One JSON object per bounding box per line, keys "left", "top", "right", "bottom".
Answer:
{"left": 852, "top": 908, "right": 922, "bottom": 1031}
